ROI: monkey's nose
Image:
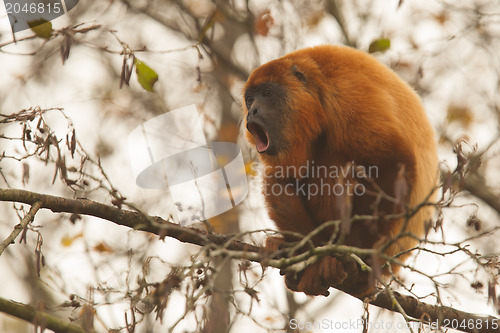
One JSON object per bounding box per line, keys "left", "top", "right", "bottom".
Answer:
{"left": 249, "top": 107, "right": 258, "bottom": 117}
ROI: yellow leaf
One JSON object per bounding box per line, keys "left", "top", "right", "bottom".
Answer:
{"left": 93, "top": 242, "right": 113, "bottom": 253}
{"left": 245, "top": 161, "right": 257, "bottom": 177}
{"left": 61, "top": 236, "right": 72, "bottom": 247}
{"left": 216, "top": 154, "right": 229, "bottom": 166}
{"left": 447, "top": 105, "right": 474, "bottom": 128}
{"left": 207, "top": 215, "right": 224, "bottom": 229}
{"left": 61, "top": 233, "right": 83, "bottom": 247}
{"left": 134, "top": 59, "right": 159, "bottom": 92}
{"left": 28, "top": 19, "right": 53, "bottom": 40}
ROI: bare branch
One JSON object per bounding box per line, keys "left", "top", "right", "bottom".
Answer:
{"left": 370, "top": 290, "right": 500, "bottom": 333}
{"left": 0, "top": 188, "right": 259, "bottom": 253}
{"left": 463, "top": 172, "right": 500, "bottom": 216}
{"left": 0, "top": 297, "right": 84, "bottom": 333}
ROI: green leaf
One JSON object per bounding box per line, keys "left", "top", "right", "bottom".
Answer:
{"left": 135, "top": 59, "right": 159, "bottom": 92}
{"left": 368, "top": 38, "right": 391, "bottom": 53}
{"left": 28, "top": 19, "right": 53, "bottom": 40}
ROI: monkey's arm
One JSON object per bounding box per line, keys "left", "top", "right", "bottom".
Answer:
{"left": 262, "top": 179, "right": 354, "bottom": 296}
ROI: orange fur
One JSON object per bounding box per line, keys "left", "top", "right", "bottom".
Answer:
{"left": 243, "top": 45, "right": 438, "bottom": 296}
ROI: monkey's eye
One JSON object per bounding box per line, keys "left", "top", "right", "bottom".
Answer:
{"left": 245, "top": 95, "right": 254, "bottom": 107}
{"left": 263, "top": 88, "right": 272, "bottom": 97}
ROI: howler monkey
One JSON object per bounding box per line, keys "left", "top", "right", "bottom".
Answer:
{"left": 243, "top": 45, "right": 438, "bottom": 297}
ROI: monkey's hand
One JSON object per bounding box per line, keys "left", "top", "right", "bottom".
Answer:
{"left": 264, "top": 236, "right": 372, "bottom": 297}
{"left": 264, "top": 236, "right": 286, "bottom": 255}
{"left": 264, "top": 237, "right": 349, "bottom": 296}
{"left": 285, "top": 255, "right": 377, "bottom": 298}
{"left": 264, "top": 237, "right": 344, "bottom": 295}
{"left": 283, "top": 256, "right": 348, "bottom": 296}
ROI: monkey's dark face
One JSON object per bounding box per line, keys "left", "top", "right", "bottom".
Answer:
{"left": 243, "top": 61, "right": 327, "bottom": 167}
{"left": 244, "top": 82, "right": 287, "bottom": 155}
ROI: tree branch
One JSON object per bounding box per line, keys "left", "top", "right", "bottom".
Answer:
{"left": 463, "top": 173, "right": 500, "bottom": 216}
{"left": 370, "top": 289, "right": 500, "bottom": 333}
{"left": 0, "top": 297, "right": 84, "bottom": 333}
{"left": 326, "top": 0, "right": 356, "bottom": 47}
{"left": 1, "top": 188, "right": 499, "bottom": 333}
{"left": 0, "top": 188, "right": 259, "bottom": 253}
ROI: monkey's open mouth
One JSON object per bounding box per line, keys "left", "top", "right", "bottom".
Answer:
{"left": 247, "top": 122, "right": 270, "bottom": 153}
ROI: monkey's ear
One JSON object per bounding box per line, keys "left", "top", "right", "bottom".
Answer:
{"left": 292, "top": 65, "right": 306, "bottom": 83}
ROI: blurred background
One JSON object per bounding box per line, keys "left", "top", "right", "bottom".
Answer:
{"left": 1, "top": 0, "right": 500, "bottom": 332}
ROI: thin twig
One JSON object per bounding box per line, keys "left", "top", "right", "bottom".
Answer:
{"left": 0, "top": 201, "right": 42, "bottom": 255}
